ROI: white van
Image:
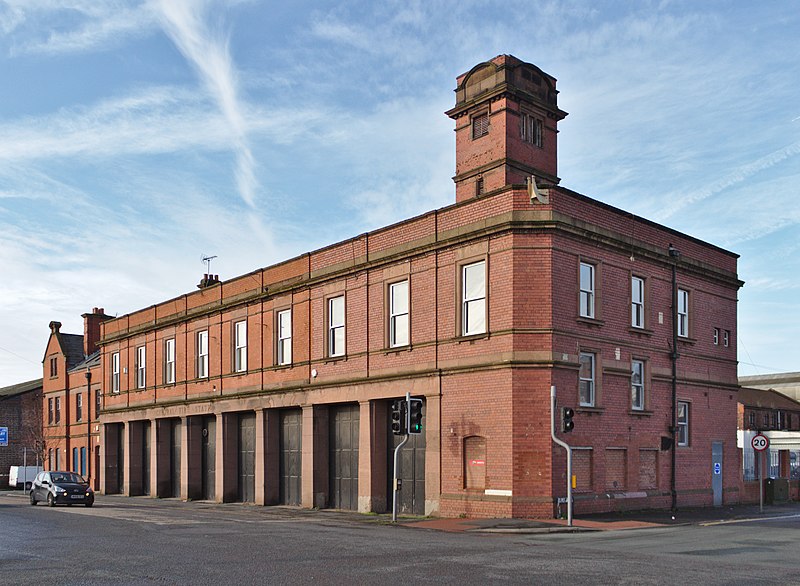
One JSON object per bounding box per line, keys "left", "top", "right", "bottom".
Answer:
{"left": 9, "top": 466, "right": 43, "bottom": 490}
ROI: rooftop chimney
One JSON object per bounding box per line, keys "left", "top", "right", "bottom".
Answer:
{"left": 82, "top": 308, "right": 111, "bottom": 356}
{"left": 49, "top": 321, "right": 62, "bottom": 334}
{"left": 197, "top": 274, "right": 221, "bottom": 289}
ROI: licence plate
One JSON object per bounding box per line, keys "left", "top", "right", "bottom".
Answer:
{"left": 70, "top": 495, "right": 84, "bottom": 499}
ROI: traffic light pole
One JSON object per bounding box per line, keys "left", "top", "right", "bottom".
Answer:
{"left": 392, "top": 392, "right": 411, "bottom": 523}
{"left": 550, "top": 385, "right": 573, "bottom": 527}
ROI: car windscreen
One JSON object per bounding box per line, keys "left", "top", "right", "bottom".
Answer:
{"left": 50, "top": 473, "right": 85, "bottom": 484}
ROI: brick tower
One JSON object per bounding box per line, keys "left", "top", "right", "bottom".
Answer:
{"left": 446, "top": 55, "right": 568, "bottom": 202}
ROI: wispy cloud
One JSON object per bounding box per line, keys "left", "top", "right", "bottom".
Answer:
{"left": 1, "top": 1, "right": 157, "bottom": 55}
{"left": 655, "top": 140, "right": 800, "bottom": 222}
{"left": 154, "top": 0, "right": 258, "bottom": 208}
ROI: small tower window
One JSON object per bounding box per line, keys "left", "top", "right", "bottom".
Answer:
{"left": 520, "top": 112, "right": 543, "bottom": 147}
{"left": 472, "top": 112, "right": 489, "bottom": 139}
{"left": 475, "top": 176, "right": 484, "bottom": 196}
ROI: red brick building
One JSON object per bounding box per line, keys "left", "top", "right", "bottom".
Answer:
{"left": 89, "top": 55, "right": 741, "bottom": 518}
{"left": 737, "top": 386, "right": 800, "bottom": 502}
{"left": 0, "top": 378, "right": 44, "bottom": 487}
{"left": 41, "top": 309, "right": 110, "bottom": 490}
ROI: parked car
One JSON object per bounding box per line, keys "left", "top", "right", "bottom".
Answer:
{"left": 9, "top": 466, "right": 43, "bottom": 490}
{"left": 29, "top": 471, "right": 94, "bottom": 507}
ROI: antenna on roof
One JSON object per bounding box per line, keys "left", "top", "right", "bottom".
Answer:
{"left": 201, "top": 254, "right": 218, "bottom": 275}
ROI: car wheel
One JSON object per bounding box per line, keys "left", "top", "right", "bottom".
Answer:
{"left": 24, "top": 482, "right": 32, "bottom": 491}
{"left": 29, "top": 492, "right": 37, "bottom": 506}
{"left": 85, "top": 499, "right": 94, "bottom": 508}
{"left": 47, "top": 493, "right": 55, "bottom": 507}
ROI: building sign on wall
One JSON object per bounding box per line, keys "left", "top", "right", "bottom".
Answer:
{"left": 0, "top": 427, "right": 8, "bottom": 446}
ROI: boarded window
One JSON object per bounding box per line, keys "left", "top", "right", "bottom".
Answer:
{"left": 573, "top": 449, "right": 593, "bottom": 492}
{"left": 605, "top": 449, "right": 627, "bottom": 490}
{"left": 638, "top": 449, "right": 657, "bottom": 489}
{"left": 464, "top": 436, "right": 486, "bottom": 490}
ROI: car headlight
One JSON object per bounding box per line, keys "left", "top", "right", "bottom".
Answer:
{"left": 54, "top": 486, "right": 67, "bottom": 494}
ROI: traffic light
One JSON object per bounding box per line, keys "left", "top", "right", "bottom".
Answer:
{"left": 408, "top": 398, "right": 423, "bottom": 434}
{"left": 561, "top": 407, "right": 575, "bottom": 433}
{"left": 391, "top": 399, "right": 407, "bottom": 435}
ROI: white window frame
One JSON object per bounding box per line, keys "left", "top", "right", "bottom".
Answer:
{"left": 677, "top": 288, "right": 689, "bottom": 338}
{"left": 328, "top": 296, "right": 345, "bottom": 358}
{"left": 677, "top": 401, "right": 689, "bottom": 446}
{"left": 631, "top": 276, "right": 644, "bottom": 328}
{"left": 462, "top": 260, "right": 486, "bottom": 337}
{"left": 165, "top": 339, "right": 176, "bottom": 384}
{"left": 111, "top": 352, "right": 120, "bottom": 394}
{"left": 76, "top": 393, "right": 83, "bottom": 422}
{"left": 234, "top": 321, "right": 247, "bottom": 373}
{"left": 579, "top": 262, "right": 595, "bottom": 319}
{"left": 713, "top": 328, "right": 719, "bottom": 345}
{"left": 631, "top": 359, "right": 645, "bottom": 411}
{"left": 136, "top": 346, "right": 146, "bottom": 389}
{"left": 277, "top": 309, "right": 292, "bottom": 365}
{"left": 723, "top": 330, "right": 730, "bottom": 347}
{"left": 197, "top": 330, "right": 209, "bottom": 378}
{"left": 389, "top": 280, "right": 410, "bottom": 348}
{"left": 579, "top": 352, "right": 595, "bottom": 407}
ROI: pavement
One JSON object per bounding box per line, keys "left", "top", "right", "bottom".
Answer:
{"left": 403, "top": 501, "right": 800, "bottom": 533}
{"left": 4, "top": 488, "right": 799, "bottom": 535}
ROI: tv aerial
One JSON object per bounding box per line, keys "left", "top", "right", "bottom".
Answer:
{"left": 201, "top": 254, "right": 218, "bottom": 275}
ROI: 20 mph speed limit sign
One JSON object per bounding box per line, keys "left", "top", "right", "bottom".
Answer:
{"left": 751, "top": 434, "right": 769, "bottom": 451}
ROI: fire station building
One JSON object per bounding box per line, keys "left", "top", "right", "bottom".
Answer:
{"left": 63, "top": 55, "right": 741, "bottom": 518}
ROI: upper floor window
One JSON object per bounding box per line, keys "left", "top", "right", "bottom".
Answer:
{"left": 197, "top": 330, "right": 209, "bottom": 378}
{"left": 631, "top": 276, "right": 644, "bottom": 328}
{"left": 520, "top": 112, "right": 543, "bottom": 147}
{"left": 472, "top": 112, "right": 489, "bottom": 139}
{"left": 677, "top": 288, "right": 689, "bottom": 338}
{"left": 277, "top": 309, "right": 292, "bottom": 366}
{"left": 579, "top": 262, "right": 595, "bottom": 319}
{"left": 579, "top": 352, "right": 595, "bottom": 407}
{"left": 234, "top": 321, "right": 247, "bottom": 372}
{"left": 713, "top": 328, "right": 720, "bottom": 345}
{"left": 462, "top": 261, "right": 486, "bottom": 336}
{"left": 631, "top": 360, "right": 644, "bottom": 411}
{"left": 49, "top": 356, "right": 58, "bottom": 378}
{"left": 328, "top": 296, "right": 345, "bottom": 357}
{"left": 55, "top": 397, "right": 61, "bottom": 423}
{"left": 677, "top": 401, "right": 689, "bottom": 446}
{"left": 136, "top": 346, "right": 146, "bottom": 389}
{"left": 48, "top": 398, "right": 54, "bottom": 425}
{"left": 748, "top": 411, "right": 755, "bottom": 428}
{"left": 723, "top": 330, "right": 730, "bottom": 347}
{"left": 76, "top": 393, "right": 83, "bottom": 422}
{"left": 95, "top": 389, "right": 101, "bottom": 418}
{"left": 111, "top": 352, "right": 120, "bottom": 394}
{"left": 389, "top": 280, "right": 410, "bottom": 348}
{"left": 164, "top": 339, "right": 176, "bottom": 384}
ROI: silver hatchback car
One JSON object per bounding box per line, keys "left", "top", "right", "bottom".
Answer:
{"left": 29, "top": 471, "right": 94, "bottom": 507}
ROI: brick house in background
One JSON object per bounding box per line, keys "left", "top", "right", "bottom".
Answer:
{"left": 737, "top": 386, "right": 800, "bottom": 502}
{"left": 42, "top": 309, "right": 111, "bottom": 489}
{"left": 89, "top": 55, "right": 742, "bottom": 519}
{"left": 0, "top": 378, "right": 43, "bottom": 487}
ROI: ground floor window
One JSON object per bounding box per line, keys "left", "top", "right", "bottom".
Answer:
{"left": 791, "top": 451, "right": 799, "bottom": 480}
{"left": 768, "top": 449, "right": 780, "bottom": 478}
{"left": 743, "top": 447, "right": 756, "bottom": 481}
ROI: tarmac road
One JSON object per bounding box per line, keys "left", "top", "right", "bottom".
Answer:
{"left": 2, "top": 491, "right": 798, "bottom": 585}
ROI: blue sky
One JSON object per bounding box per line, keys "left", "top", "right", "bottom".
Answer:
{"left": 0, "top": 0, "right": 798, "bottom": 387}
